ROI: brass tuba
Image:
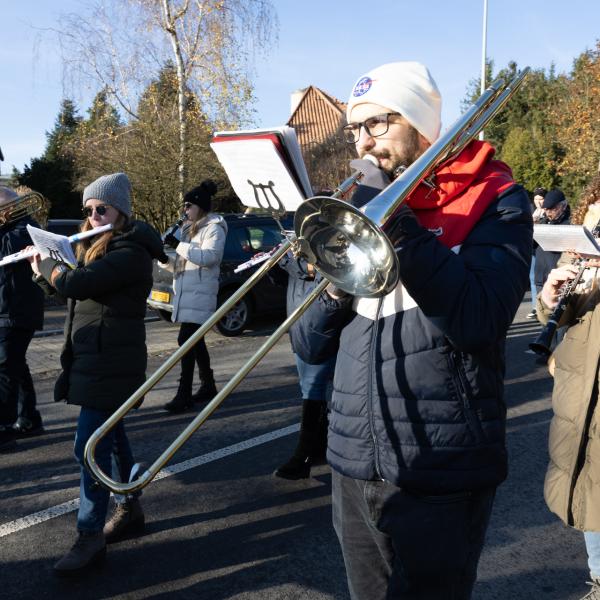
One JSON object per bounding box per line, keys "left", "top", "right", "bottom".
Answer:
{"left": 0, "top": 189, "right": 48, "bottom": 228}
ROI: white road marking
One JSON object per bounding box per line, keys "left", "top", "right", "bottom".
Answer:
{"left": 0, "top": 424, "right": 298, "bottom": 538}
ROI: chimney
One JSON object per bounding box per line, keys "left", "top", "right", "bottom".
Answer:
{"left": 290, "top": 88, "right": 306, "bottom": 115}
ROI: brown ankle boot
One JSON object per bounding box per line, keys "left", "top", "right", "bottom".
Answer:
{"left": 53, "top": 531, "right": 106, "bottom": 576}
{"left": 103, "top": 499, "right": 145, "bottom": 544}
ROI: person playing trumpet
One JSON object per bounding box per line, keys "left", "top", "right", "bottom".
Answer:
{"left": 295, "top": 62, "right": 533, "bottom": 599}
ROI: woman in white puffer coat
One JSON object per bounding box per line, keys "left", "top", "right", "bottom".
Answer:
{"left": 163, "top": 180, "right": 227, "bottom": 413}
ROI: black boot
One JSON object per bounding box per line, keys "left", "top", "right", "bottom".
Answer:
{"left": 274, "top": 400, "right": 327, "bottom": 480}
{"left": 191, "top": 369, "right": 218, "bottom": 403}
{"left": 313, "top": 403, "right": 329, "bottom": 464}
{"left": 163, "top": 378, "right": 193, "bottom": 413}
{"left": 12, "top": 413, "right": 44, "bottom": 437}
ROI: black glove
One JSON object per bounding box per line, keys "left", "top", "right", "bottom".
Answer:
{"left": 163, "top": 232, "right": 178, "bottom": 248}
{"left": 385, "top": 203, "right": 422, "bottom": 249}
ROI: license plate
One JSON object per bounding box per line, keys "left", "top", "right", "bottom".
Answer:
{"left": 151, "top": 290, "right": 170, "bottom": 303}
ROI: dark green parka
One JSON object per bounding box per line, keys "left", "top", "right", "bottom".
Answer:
{"left": 39, "top": 221, "right": 166, "bottom": 412}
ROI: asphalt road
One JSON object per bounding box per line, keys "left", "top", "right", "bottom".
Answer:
{"left": 0, "top": 301, "right": 592, "bottom": 599}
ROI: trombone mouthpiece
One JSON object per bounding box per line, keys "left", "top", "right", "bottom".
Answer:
{"left": 363, "top": 154, "right": 379, "bottom": 167}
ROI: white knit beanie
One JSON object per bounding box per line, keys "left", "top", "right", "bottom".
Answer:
{"left": 346, "top": 61, "right": 442, "bottom": 144}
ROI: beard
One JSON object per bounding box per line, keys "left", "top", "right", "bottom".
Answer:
{"left": 361, "top": 125, "right": 425, "bottom": 177}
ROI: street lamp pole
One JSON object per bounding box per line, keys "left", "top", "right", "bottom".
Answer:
{"left": 479, "top": 0, "right": 489, "bottom": 141}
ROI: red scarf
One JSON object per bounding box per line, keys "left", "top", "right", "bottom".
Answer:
{"left": 405, "top": 140, "right": 515, "bottom": 249}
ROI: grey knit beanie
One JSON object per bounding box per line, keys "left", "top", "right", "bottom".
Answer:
{"left": 82, "top": 173, "right": 132, "bottom": 217}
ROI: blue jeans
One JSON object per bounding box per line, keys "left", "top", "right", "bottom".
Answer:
{"left": 294, "top": 354, "right": 336, "bottom": 401}
{"left": 74, "top": 407, "right": 139, "bottom": 532}
{"left": 332, "top": 470, "right": 496, "bottom": 600}
{"left": 529, "top": 255, "right": 537, "bottom": 308}
{"left": 585, "top": 532, "right": 600, "bottom": 579}
{"left": 0, "top": 327, "right": 37, "bottom": 426}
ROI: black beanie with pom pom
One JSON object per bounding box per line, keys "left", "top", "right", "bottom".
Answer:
{"left": 184, "top": 180, "right": 218, "bottom": 212}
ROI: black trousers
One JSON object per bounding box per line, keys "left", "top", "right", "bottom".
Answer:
{"left": 177, "top": 322, "right": 212, "bottom": 391}
{"left": 0, "top": 327, "right": 37, "bottom": 426}
{"left": 332, "top": 469, "right": 496, "bottom": 600}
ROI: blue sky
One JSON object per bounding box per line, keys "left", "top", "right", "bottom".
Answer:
{"left": 1, "top": 0, "right": 598, "bottom": 174}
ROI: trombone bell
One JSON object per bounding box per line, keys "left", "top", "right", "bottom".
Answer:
{"left": 294, "top": 196, "right": 399, "bottom": 298}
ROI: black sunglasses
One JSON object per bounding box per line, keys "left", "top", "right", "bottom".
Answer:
{"left": 83, "top": 204, "right": 110, "bottom": 217}
{"left": 183, "top": 202, "right": 194, "bottom": 210}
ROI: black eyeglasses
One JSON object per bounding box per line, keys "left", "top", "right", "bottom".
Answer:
{"left": 82, "top": 204, "right": 110, "bottom": 217}
{"left": 342, "top": 113, "right": 399, "bottom": 144}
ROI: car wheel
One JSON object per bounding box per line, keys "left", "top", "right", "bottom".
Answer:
{"left": 216, "top": 295, "right": 251, "bottom": 336}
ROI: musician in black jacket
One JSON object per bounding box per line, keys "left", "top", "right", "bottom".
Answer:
{"left": 0, "top": 187, "right": 44, "bottom": 451}
{"left": 295, "top": 62, "right": 532, "bottom": 599}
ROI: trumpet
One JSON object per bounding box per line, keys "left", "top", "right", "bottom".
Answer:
{"left": 85, "top": 67, "right": 530, "bottom": 494}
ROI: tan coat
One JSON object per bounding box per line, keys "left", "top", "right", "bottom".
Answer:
{"left": 538, "top": 273, "right": 600, "bottom": 531}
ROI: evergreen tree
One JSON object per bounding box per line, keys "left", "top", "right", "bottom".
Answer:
{"left": 17, "top": 99, "right": 82, "bottom": 218}
{"left": 45, "top": 99, "right": 81, "bottom": 160}
{"left": 84, "top": 88, "right": 122, "bottom": 132}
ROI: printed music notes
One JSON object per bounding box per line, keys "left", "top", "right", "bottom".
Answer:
{"left": 533, "top": 224, "right": 600, "bottom": 256}
{"left": 210, "top": 126, "right": 312, "bottom": 212}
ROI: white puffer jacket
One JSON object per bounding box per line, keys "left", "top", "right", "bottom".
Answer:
{"left": 170, "top": 213, "right": 227, "bottom": 324}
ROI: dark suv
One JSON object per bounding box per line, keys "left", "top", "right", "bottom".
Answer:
{"left": 147, "top": 213, "right": 291, "bottom": 336}
{"left": 46, "top": 219, "right": 82, "bottom": 237}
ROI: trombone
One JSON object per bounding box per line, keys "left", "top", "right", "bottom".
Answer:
{"left": 85, "top": 67, "right": 530, "bottom": 494}
{"left": 83, "top": 173, "right": 363, "bottom": 494}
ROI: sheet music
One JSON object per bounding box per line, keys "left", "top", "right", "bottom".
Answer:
{"left": 26, "top": 225, "right": 78, "bottom": 267}
{"left": 210, "top": 138, "right": 306, "bottom": 211}
{"left": 213, "top": 126, "right": 313, "bottom": 198}
{"left": 533, "top": 224, "right": 600, "bottom": 256}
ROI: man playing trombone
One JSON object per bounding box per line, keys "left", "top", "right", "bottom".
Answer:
{"left": 294, "top": 62, "right": 533, "bottom": 599}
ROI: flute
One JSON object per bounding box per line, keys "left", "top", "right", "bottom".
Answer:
{"left": 0, "top": 224, "right": 113, "bottom": 267}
